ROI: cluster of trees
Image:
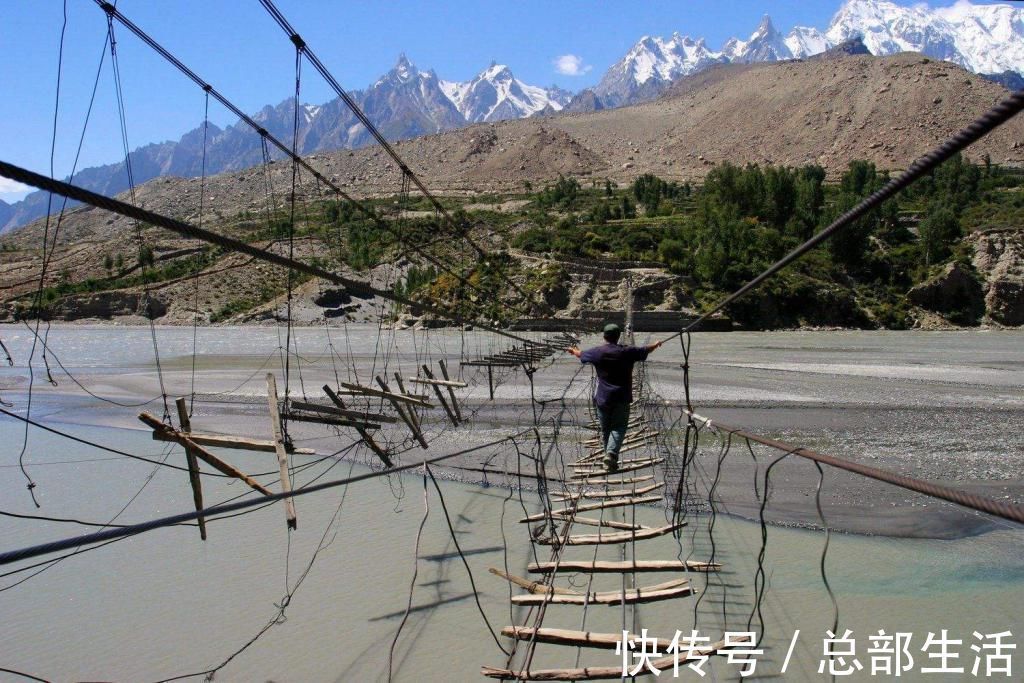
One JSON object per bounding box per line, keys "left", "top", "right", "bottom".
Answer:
{"left": 513, "top": 156, "right": 1020, "bottom": 324}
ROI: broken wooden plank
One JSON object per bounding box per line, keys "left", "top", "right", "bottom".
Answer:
{"left": 175, "top": 398, "right": 206, "bottom": 541}
{"left": 557, "top": 516, "right": 644, "bottom": 531}
{"left": 391, "top": 374, "right": 423, "bottom": 431}
{"left": 528, "top": 559, "right": 721, "bottom": 574}
{"left": 405, "top": 377, "right": 468, "bottom": 389}
{"left": 376, "top": 376, "right": 428, "bottom": 449}
{"left": 487, "top": 568, "right": 578, "bottom": 595}
{"left": 437, "top": 359, "right": 462, "bottom": 423}
{"left": 460, "top": 360, "right": 521, "bottom": 367}
{"left": 151, "top": 429, "right": 315, "bottom": 455}
{"left": 289, "top": 400, "right": 397, "bottom": 424}
{"left": 537, "top": 522, "right": 685, "bottom": 546}
{"left": 519, "top": 495, "right": 664, "bottom": 523}
{"left": 481, "top": 638, "right": 733, "bottom": 680}
{"left": 266, "top": 374, "right": 297, "bottom": 530}
{"left": 421, "top": 365, "right": 458, "bottom": 426}
{"left": 572, "top": 458, "right": 665, "bottom": 479}
{"left": 323, "top": 385, "right": 393, "bottom": 467}
{"left": 339, "top": 381, "right": 433, "bottom": 408}
{"left": 139, "top": 413, "right": 273, "bottom": 496}
{"left": 510, "top": 577, "right": 692, "bottom": 606}
{"left": 285, "top": 412, "right": 382, "bottom": 430}
{"left": 501, "top": 627, "right": 689, "bottom": 651}
{"left": 553, "top": 482, "right": 664, "bottom": 501}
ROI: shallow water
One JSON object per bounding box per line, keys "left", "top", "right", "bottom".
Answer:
{"left": 0, "top": 326, "right": 1021, "bottom": 680}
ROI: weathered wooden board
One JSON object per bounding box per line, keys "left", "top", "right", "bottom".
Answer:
{"left": 528, "top": 559, "right": 721, "bottom": 574}
{"left": 518, "top": 495, "right": 664, "bottom": 523}
{"left": 536, "top": 522, "right": 685, "bottom": 546}
{"left": 266, "top": 374, "right": 297, "bottom": 530}
{"left": 510, "top": 577, "right": 692, "bottom": 605}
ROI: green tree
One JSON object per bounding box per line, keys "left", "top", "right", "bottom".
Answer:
{"left": 102, "top": 253, "right": 113, "bottom": 274}
{"left": 918, "top": 204, "right": 961, "bottom": 267}
{"left": 138, "top": 245, "right": 155, "bottom": 268}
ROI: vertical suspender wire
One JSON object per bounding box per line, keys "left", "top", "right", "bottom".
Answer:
{"left": 189, "top": 88, "right": 210, "bottom": 416}
{"left": 282, "top": 44, "right": 304, "bottom": 438}
{"left": 106, "top": 13, "right": 170, "bottom": 422}
{"left": 15, "top": 0, "right": 70, "bottom": 507}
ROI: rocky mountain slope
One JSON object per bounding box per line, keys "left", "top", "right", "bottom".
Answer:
{"left": 2, "top": 55, "right": 1022, "bottom": 330}
{"left": 6, "top": 1, "right": 1023, "bottom": 236}
{"left": 3, "top": 51, "right": 1021, "bottom": 255}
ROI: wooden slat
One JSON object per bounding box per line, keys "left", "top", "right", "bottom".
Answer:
{"left": 377, "top": 376, "right": 428, "bottom": 449}
{"left": 421, "top": 365, "right": 458, "bottom": 426}
{"left": 519, "top": 495, "right": 664, "bottom": 523}
{"left": 151, "top": 429, "right": 315, "bottom": 454}
{"left": 175, "top": 398, "right": 206, "bottom": 541}
{"left": 501, "top": 627, "right": 696, "bottom": 651}
{"left": 437, "top": 359, "right": 463, "bottom": 423}
{"left": 139, "top": 413, "right": 272, "bottom": 496}
{"left": 572, "top": 458, "right": 665, "bottom": 479}
{"left": 323, "top": 385, "right": 393, "bottom": 467}
{"left": 510, "top": 578, "right": 692, "bottom": 606}
{"left": 339, "top": 381, "right": 433, "bottom": 408}
{"left": 558, "top": 516, "right": 644, "bottom": 531}
{"left": 266, "top": 374, "right": 297, "bottom": 530}
{"left": 406, "top": 377, "right": 468, "bottom": 388}
{"left": 481, "top": 638, "right": 733, "bottom": 680}
{"left": 552, "top": 481, "right": 663, "bottom": 501}
{"left": 285, "top": 412, "right": 382, "bottom": 430}
{"left": 487, "top": 568, "right": 578, "bottom": 595}
{"left": 528, "top": 559, "right": 722, "bottom": 574}
{"left": 573, "top": 455, "right": 661, "bottom": 471}
{"left": 288, "top": 400, "right": 397, "bottom": 424}
{"left": 537, "top": 522, "right": 685, "bottom": 546}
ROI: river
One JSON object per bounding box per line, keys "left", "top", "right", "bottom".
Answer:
{"left": 0, "top": 325, "right": 1021, "bottom": 681}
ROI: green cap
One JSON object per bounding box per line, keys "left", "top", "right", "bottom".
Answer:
{"left": 603, "top": 323, "right": 621, "bottom": 334}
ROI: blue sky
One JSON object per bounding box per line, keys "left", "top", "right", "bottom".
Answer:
{"left": 0, "top": 0, "right": 1009, "bottom": 202}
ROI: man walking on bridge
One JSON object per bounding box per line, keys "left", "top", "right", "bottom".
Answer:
{"left": 568, "top": 324, "right": 663, "bottom": 473}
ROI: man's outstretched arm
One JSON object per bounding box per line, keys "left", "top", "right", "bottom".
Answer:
{"left": 566, "top": 346, "right": 582, "bottom": 359}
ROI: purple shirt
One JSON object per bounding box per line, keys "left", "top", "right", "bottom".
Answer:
{"left": 579, "top": 343, "right": 650, "bottom": 407}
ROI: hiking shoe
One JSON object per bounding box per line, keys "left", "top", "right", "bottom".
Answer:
{"left": 602, "top": 455, "right": 619, "bottom": 473}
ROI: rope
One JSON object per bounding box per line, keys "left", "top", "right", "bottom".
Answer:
{"left": 686, "top": 410, "right": 1024, "bottom": 525}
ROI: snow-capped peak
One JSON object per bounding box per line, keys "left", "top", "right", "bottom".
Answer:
{"left": 825, "top": 0, "right": 1024, "bottom": 75}
{"left": 441, "top": 63, "right": 571, "bottom": 123}
{"left": 594, "top": 1, "right": 1024, "bottom": 108}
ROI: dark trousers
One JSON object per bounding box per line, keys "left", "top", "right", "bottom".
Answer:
{"left": 597, "top": 402, "right": 631, "bottom": 461}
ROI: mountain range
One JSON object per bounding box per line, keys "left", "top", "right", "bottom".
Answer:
{"left": 4, "top": 0, "right": 1023, "bottom": 234}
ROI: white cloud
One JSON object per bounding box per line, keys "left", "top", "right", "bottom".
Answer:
{"left": 553, "top": 54, "right": 592, "bottom": 76}
{"left": 0, "top": 177, "right": 31, "bottom": 201}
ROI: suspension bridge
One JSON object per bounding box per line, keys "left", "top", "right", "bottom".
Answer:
{"left": 0, "top": 1, "right": 1023, "bottom": 681}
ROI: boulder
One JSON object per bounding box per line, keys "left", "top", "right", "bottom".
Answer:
{"left": 970, "top": 228, "right": 1024, "bottom": 326}
{"left": 907, "top": 262, "right": 984, "bottom": 325}
{"left": 53, "top": 291, "right": 167, "bottom": 321}
{"left": 313, "top": 287, "right": 351, "bottom": 308}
